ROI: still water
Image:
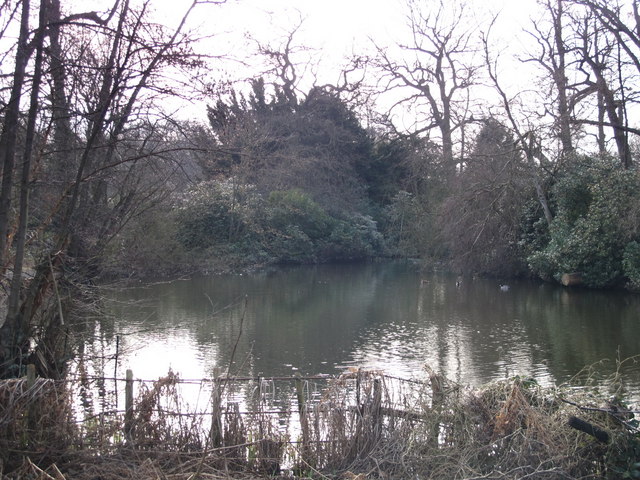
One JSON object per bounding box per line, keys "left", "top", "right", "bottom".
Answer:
{"left": 101, "top": 261, "right": 640, "bottom": 392}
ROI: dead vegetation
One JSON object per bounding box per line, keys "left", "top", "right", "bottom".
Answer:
{"left": 1, "top": 364, "right": 639, "bottom": 480}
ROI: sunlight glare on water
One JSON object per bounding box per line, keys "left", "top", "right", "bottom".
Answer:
{"left": 100, "top": 262, "right": 640, "bottom": 398}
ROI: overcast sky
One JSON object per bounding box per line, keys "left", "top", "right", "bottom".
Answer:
{"left": 156, "top": 0, "right": 541, "bottom": 74}
{"left": 137, "top": 0, "right": 545, "bottom": 121}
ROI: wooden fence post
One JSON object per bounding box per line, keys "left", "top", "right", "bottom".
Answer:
{"left": 26, "top": 364, "right": 36, "bottom": 444}
{"left": 373, "top": 378, "right": 382, "bottom": 429}
{"left": 295, "top": 373, "right": 310, "bottom": 459}
{"left": 430, "top": 371, "right": 444, "bottom": 448}
{"left": 124, "top": 369, "right": 134, "bottom": 444}
{"left": 210, "top": 368, "right": 223, "bottom": 447}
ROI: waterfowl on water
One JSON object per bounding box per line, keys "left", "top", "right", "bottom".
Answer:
{"left": 500, "top": 284, "right": 510, "bottom": 291}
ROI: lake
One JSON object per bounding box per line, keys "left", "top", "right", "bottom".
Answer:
{"left": 99, "top": 261, "right": 640, "bottom": 394}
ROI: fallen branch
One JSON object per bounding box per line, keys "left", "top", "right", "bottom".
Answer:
{"left": 567, "top": 416, "right": 610, "bottom": 443}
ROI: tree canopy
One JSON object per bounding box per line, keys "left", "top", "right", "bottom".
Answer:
{"left": 1, "top": 0, "right": 640, "bottom": 380}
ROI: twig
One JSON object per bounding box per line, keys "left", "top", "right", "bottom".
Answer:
{"left": 567, "top": 416, "right": 610, "bottom": 443}
{"left": 226, "top": 295, "right": 247, "bottom": 380}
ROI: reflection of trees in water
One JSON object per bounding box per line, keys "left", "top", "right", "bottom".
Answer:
{"left": 431, "top": 278, "right": 639, "bottom": 384}
{"left": 100, "top": 263, "right": 640, "bottom": 392}
{"left": 519, "top": 286, "right": 640, "bottom": 381}
{"left": 102, "top": 263, "right": 403, "bottom": 378}
{"left": 232, "top": 264, "right": 387, "bottom": 377}
{"left": 347, "top": 273, "right": 640, "bottom": 389}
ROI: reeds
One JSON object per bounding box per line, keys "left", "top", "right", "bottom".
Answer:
{"left": 0, "top": 371, "right": 76, "bottom": 474}
{"left": 1, "top": 365, "right": 638, "bottom": 480}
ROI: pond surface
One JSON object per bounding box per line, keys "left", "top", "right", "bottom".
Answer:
{"left": 100, "top": 261, "right": 640, "bottom": 393}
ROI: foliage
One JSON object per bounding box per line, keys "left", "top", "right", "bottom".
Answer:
{"left": 205, "top": 81, "right": 371, "bottom": 214}
{"left": 174, "top": 178, "right": 265, "bottom": 250}
{"left": 267, "top": 189, "right": 334, "bottom": 241}
{"left": 321, "top": 213, "right": 385, "bottom": 261}
{"left": 527, "top": 156, "right": 640, "bottom": 287}
{"left": 623, "top": 242, "right": 640, "bottom": 290}
{"left": 355, "top": 138, "right": 411, "bottom": 205}
{"left": 380, "top": 191, "right": 424, "bottom": 257}
{"left": 438, "top": 119, "right": 531, "bottom": 277}
{"left": 173, "top": 183, "right": 384, "bottom": 268}
{"left": 103, "top": 205, "right": 188, "bottom": 278}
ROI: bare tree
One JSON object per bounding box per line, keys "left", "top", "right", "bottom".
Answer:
{"left": 439, "top": 118, "right": 530, "bottom": 276}
{"left": 373, "top": 0, "right": 482, "bottom": 172}
{"left": 482, "top": 25, "right": 555, "bottom": 225}
{"left": 566, "top": 0, "right": 637, "bottom": 167}
{"left": 0, "top": 0, "right": 32, "bottom": 264}
{"left": 0, "top": 0, "right": 215, "bottom": 378}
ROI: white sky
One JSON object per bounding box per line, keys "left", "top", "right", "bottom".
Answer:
{"left": 143, "top": 0, "right": 543, "bottom": 120}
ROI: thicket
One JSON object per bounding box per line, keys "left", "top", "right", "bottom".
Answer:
{"left": 526, "top": 156, "right": 640, "bottom": 288}
{"left": 104, "top": 113, "right": 640, "bottom": 292}
{"left": 1, "top": 367, "right": 639, "bottom": 479}
{"left": 172, "top": 180, "right": 384, "bottom": 269}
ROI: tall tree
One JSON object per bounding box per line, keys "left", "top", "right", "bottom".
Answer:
{"left": 439, "top": 118, "right": 530, "bottom": 276}
{"left": 0, "top": 0, "right": 32, "bottom": 265}
{"left": 373, "top": 0, "right": 481, "bottom": 172}
{"left": 0, "top": 0, "right": 211, "bottom": 378}
{"left": 567, "top": 0, "right": 637, "bottom": 167}
{"left": 482, "top": 27, "right": 555, "bottom": 225}
{"left": 205, "top": 79, "right": 372, "bottom": 214}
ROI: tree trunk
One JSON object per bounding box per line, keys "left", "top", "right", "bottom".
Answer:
{"left": 553, "top": 0, "right": 574, "bottom": 159}
{"left": 441, "top": 115, "right": 455, "bottom": 174}
{"left": 0, "top": 0, "right": 32, "bottom": 266}
{"left": 48, "top": 0, "right": 75, "bottom": 185}
{"left": 7, "top": 0, "right": 47, "bottom": 321}
{"left": 599, "top": 79, "right": 631, "bottom": 167}
{"left": 597, "top": 90, "right": 606, "bottom": 154}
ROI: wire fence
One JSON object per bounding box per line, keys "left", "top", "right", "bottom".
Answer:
{"left": 3, "top": 364, "right": 640, "bottom": 479}
{"left": 1, "top": 365, "right": 431, "bottom": 475}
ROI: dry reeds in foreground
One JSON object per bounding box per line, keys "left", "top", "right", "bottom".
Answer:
{"left": 0, "top": 373, "right": 77, "bottom": 473}
{"left": 1, "top": 366, "right": 639, "bottom": 480}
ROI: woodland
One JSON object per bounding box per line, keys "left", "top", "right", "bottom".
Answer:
{"left": 1, "top": 1, "right": 640, "bottom": 479}
{"left": 0, "top": 0, "right": 639, "bottom": 380}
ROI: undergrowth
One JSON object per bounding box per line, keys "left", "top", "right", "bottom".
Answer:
{"left": 0, "top": 361, "right": 638, "bottom": 479}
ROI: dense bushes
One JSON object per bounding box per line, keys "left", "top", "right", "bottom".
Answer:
{"left": 104, "top": 111, "right": 640, "bottom": 289}
{"left": 623, "top": 242, "right": 640, "bottom": 289}
{"left": 526, "top": 156, "right": 640, "bottom": 288}
{"left": 379, "top": 191, "right": 426, "bottom": 258}
{"left": 169, "top": 154, "right": 640, "bottom": 290}
{"left": 173, "top": 180, "right": 384, "bottom": 268}
{"left": 438, "top": 119, "right": 531, "bottom": 277}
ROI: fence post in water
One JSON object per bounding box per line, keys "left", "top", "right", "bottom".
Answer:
{"left": 124, "top": 369, "right": 134, "bottom": 444}
{"left": 210, "top": 368, "right": 223, "bottom": 447}
{"left": 295, "top": 373, "right": 310, "bottom": 459}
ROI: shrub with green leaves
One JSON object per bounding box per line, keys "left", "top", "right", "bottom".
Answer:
{"left": 267, "top": 189, "right": 334, "bottom": 241}
{"left": 623, "top": 241, "right": 640, "bottom": 290}
{"left": 527, "top": 156, "right": 640, "bottom": 288}
{"left": 175, "top": 179, "right": 263, "bottom": 250}
{"left": 174, "top": 184, "right": 384, "bottom": 267}
{"left": 265, "top": 190, "right": 383, "bottom": 263}
{"left": 321, "top": 214, "right": 384, "bottom": 261}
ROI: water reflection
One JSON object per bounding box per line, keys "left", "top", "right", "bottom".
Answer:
{"left": 100, "top": 262, "right": 640, "bottom": 395}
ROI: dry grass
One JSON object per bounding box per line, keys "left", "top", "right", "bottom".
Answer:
{"left": 0, "top": 375, "right": 77, "bottom": 473}
{"left": 1, "top": 366, "right": 639, "bottom": 480}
